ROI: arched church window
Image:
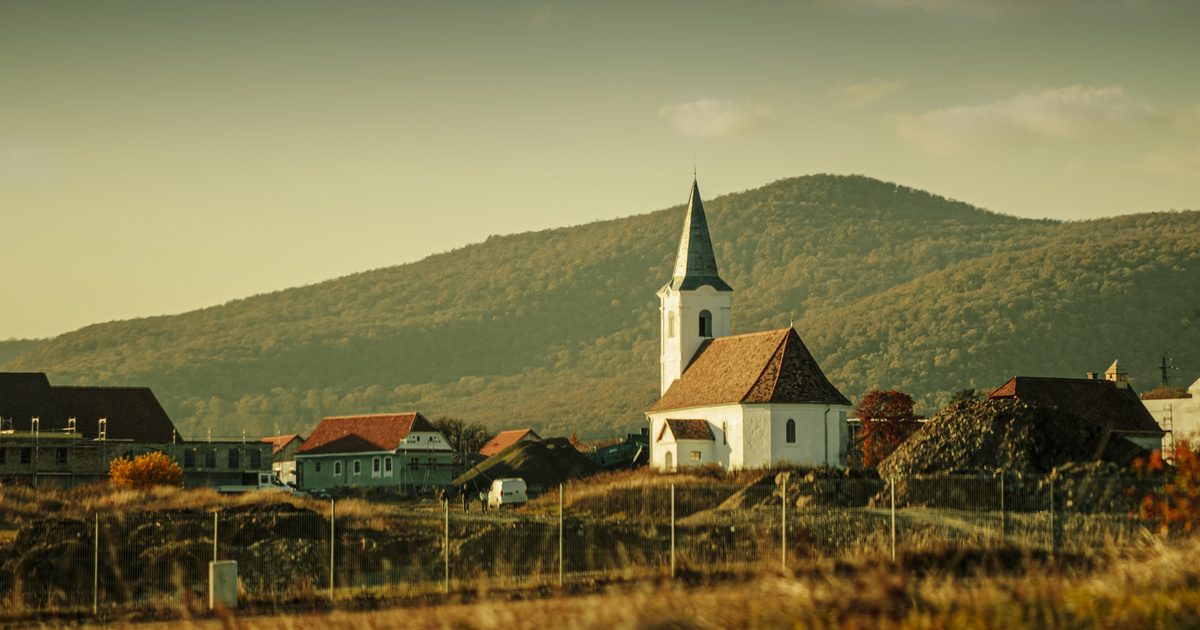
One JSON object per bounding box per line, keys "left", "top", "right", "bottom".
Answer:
{"left": 699, "top": 310, "right": 713, "bottom": 338}
{"left": 786, "top": 419, "right": 796, "bottom": 444}
{"left": 722, "top": 422, "right": 728, "bottom": 445}
{"left": 668, "top": 312, "right": 676, "bottom": 337}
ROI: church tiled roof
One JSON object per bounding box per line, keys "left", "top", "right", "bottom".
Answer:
{"left": 988, "top": 376, "right": 1163, "bottom": 436}
{"left": 665, "top": 179, "right": 733, "bottom": 292}
{"left": 657, "top": 419, "right": 714, "bottom": 442}
{"left": 649, "top": 327, "right": 850, "bottom": 412}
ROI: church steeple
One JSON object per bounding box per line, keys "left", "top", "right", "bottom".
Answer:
{"left": 668, "top": 179, "right": 733, "bottom": 292}
{"left": 658, "top": 176, "right": 734, "bottom": 394}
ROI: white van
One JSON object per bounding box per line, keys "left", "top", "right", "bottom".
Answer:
{"left": 487, "top": 478, "right": 528, "bottom": 509}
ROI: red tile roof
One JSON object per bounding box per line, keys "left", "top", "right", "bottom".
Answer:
{"left": 650, "top": 328, "right": 850, "bottom": 413}
{"left": 298, "top": 412, "right": 438, "bottom": 455}
{"left": 479, "top": 428, "right": 541, "bottom": 457}
{"left": 988, "top": 377, "right": 1164, "bottom": 436}
{"left": 260, "top": 434, "right": 303, "bottom": 455}
{"left": 657, "top": 419, "right": 714, "bottom": 442}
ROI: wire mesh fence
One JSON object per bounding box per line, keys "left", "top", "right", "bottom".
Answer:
{"left": 0, "top": 473, "right": 1167, "bottom": 616}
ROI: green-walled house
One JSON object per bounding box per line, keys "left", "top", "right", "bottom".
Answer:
{"left": 295, "top": 412, "right": 454, "bottom": 493}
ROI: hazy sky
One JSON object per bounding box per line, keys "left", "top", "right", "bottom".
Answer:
{"left": 3, "top": 0, "right": 1198, "bottom": 339}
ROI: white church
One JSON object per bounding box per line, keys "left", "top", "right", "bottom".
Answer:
{"left": 647, "top": 178, "right": 852, "bottom": 471}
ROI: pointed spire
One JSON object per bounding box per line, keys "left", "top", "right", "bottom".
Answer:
{"left": 668, "top": 178, "right": 733, "bottom": 292}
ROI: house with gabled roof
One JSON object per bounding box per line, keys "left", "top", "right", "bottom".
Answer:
{"left": 647, "top": 179, "right": 852, "bottom": 471}
{"left": 260, "top": 434, "right": 304, "bottom": 485}
{"left": 294, "top": 412, "right": 454, "bottom": 492}
{"left": 988, "top": 370, "right": 1165, "bottom": 452}
{"left": 479, "top": 428, "right": 541, "bottom": 458}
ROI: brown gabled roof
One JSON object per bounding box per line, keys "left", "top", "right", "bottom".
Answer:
{"left": 479, "top": 428, "right": 541, "bottom": 457}
{"left": 298, "top": 412, "right": 438, "bottom": 455}
{"left": 649, "top": 327, "right": 850, "bottom": 413}
{"left": 988, "top": 377, "right": 1164, "bottom": 436}
{"left": 657, "top": 419, "right": 714, "bottom": 442}
{"left": 260, "top": 434, "right": 303, "bottom": 455}
{"left": 0, "top": 372, "right": 181, "bottom": 443}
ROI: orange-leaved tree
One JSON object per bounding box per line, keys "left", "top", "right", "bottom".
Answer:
{"left": 109, "top": 451, "right": 184, "bottom": 489}
{"left": 854, "top": 389, "right": 922, "bottom": 468}
{"left": 1133, "top": 440, "right": 1200, "bottom": 534}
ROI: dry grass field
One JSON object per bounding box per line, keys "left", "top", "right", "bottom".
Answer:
{"left": 107, "top": 535, "right": 1200, "bottom": 629}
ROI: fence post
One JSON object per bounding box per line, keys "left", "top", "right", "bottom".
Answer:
{"left": 443, "top": 498, "right": 450, "bottom": 594}
{"left": 670, "top": 483, "right": 676, "bottom": 579}
{"left": 1049, "top": 475, "right": 1057, "bottom": 557}
{"left": 890, "top": 477, "right": 896, "bottom": 562}
{"left": 558, "top": 483, "right": 564, "bottom": 587}
{"left": 92, "top": 513, "right": 99, "bottom": 616}
{"left": 999, "top": 474, "right": 1006, "bottom": 544}
{"left": 781, "top": 472, "right": 788, "bottom": 573}
{"left": 212, "top": 511, "right": 218, "bottom": 563}
{"left": 329, "top": 499, "right": 335, "bottom": 599}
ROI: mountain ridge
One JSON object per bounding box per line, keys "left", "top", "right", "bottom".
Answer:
{"left": 6, "top": 174, "right": 1198, "bottom": 440}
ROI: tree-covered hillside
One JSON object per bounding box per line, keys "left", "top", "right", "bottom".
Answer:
{"left": 6, "top": 175, "right": 1199, "bottom": 439}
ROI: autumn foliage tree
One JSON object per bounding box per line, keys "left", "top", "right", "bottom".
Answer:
{"left": 1134, "top": 441, "right": 1200, "bottom": 534}
{"left": 109, "top": 451, "right": 184, "bottom": 489}
{"left": 853, "top": 389, "right": 922, "bottom": 468}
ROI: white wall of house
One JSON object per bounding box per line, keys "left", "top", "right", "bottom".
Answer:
{"left": 399, "top": 430, "right": 455, "bottom": 451}
{"left": 1142, "top": 378, "right": 1200, "bottom": 444}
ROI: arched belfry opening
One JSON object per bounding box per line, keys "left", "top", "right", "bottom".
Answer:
{"left": 699, "top": 310, "right": 713, "bottom": 338}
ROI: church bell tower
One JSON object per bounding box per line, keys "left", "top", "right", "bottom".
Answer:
{"left": 659, "top": 178, "right": 733, "bottom": 394}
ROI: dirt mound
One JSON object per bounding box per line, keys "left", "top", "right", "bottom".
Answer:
{"left": 454, "top": 437, "right": 600, "bottom": 493}
{"left": 878, "top": 399, "right": 1148, "bottom": 479}
{"left": 716, "top": 469, "right": 884, "bottom": 511}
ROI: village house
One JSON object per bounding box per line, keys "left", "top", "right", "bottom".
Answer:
{"left": 1141, "top": 376, "right": 1200, "bottom": 450}
{"left": 260, "top": 434, "right": 305, "bottom": 486}
{"left": 0, "top": 372, "right": 272, "bottom": 487}
{"left": 295, "top": 412, "right": 454, "bottom": 493}
{"left": 479, "top": 428, "right": 541, "bottom": 458}
{"left": 987, "top": 361, "right": 1166, "bottom": 452}
{"left": 646, "top": 179, "right": 852, "bottom": 471}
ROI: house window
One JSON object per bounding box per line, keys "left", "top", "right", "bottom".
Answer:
{"left": 413, "top": 436, "right": 421, "bottom": 442}
{"left": 699, "top": 310, "right": 713, "bottom": 338}
{"left": 408, "top": 457, "right": 420, "bottom": 470}
{"left": 353, "top": 460, "right": 361, "bottom": 475}
{"left": 205, "top": 449, "right": 217, "bottom": 468}
{"left": 334, "top": 461, "right": 342, "bottom": 476}
{"left": 0, "top": 449, "right": 6, "bottom": 465}
{"left": 20, "top": 448, "right": 31, "bottom": 464}
{"left": 786, "top": 419, "right": 796, "bottom": 444}
{"left": 384, "top": 457, "right": 393, "bottom": 476}
{"left": 229, "top": 448, "right": 241, "bottom": 469}
{"left": 690, "top": 451, "right": 702, "bottom": 462}
{"left": 314, "top": 461, "right": 322, "bottom": 473}
{"left": 249, "top": 449, "right": 262, "bottom": 469}
{"left": 183, "top": 449, "right": 195, "bottom": 468}
{"left": 56, "top": 448, "right": 68, "bottom": 465}
{"left": 722, "top": 422, "right": 728, "bottom": 445}
{"left": 372, "top": 457, "right": 381, "bottom": 478}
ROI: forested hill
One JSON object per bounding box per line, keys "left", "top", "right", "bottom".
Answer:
{"left": 6, "top": 175, "right": 1199, "bottom": 439}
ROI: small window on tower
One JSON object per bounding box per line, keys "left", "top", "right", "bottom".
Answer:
{"left": 786, "top": 419, "right": 796, "bottom": 444}
{"left": 668, "top": 312, "right": 676, "bottom": 337}
{"left": 699, "top": 310, "right": 713, "bottom": 338}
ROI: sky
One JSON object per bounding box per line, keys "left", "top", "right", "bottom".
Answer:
{"left": 2, "top": 0, "right": 1199, "bottom": 339}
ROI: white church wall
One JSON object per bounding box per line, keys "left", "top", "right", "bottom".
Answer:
{"left": 766, "top": 404, "right": 851, "bottom": 468}
{"left": 741, "top": 406, "right": 773, "bottom": 469}
{"left": 658, "top": 285, "right": 732, "bottom": 394}
{"left": 648, "top": 405, "right": 741, "bottom": 470}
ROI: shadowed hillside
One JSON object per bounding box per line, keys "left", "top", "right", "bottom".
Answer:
{"left": 6, "top": 175, "right": 1199, "bottom": 439}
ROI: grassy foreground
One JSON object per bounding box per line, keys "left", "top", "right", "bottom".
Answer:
{"left": 114, "top": 536, "right": 1200, "bottom": 629}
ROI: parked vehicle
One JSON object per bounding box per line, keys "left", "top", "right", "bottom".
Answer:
{"left": 218, "top": 471, "right": 294, "bottom": 494}
{"left": 487, "top": 478, "right": 528, "bottom": 509}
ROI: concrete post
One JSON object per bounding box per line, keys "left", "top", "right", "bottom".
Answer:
{"left": 890, "top": 478, "right": 897, "bottom": 562}
{"left": 781, "top": 472, "right": 788, "bottom": 572}
{"left": 558, "top": 483, "right": 564, "bottom": 587}
{"left": 1049, "top": 476, "right": 1057, "bottom": 556}
{"left": 670, "top": 483, "right": 676, "bottom": 579}
{"left": 329, "top": 499, "right": 335, "bottom": 599}
{"left": 92, "top": 513, "right": 99, "bottom": 615}
{"left": 999, "top": 475, "right": 1006, "bottom": 544}
{"left": 443, "top": 499, "right": 450, "bottom": 594}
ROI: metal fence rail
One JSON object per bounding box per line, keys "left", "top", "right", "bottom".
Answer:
{"left": 0, "top": 473, "right": 1164, "bottom": 616}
